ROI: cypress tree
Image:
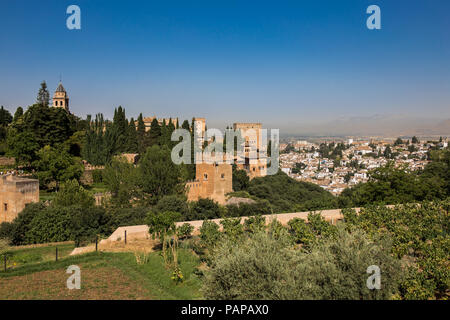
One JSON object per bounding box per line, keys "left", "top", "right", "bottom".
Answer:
{"left": 149, "top": 118, "right": 161, "bottom": 146}
{"left": 127, "top": 117, "right": 138, "bottom": 153}
{"left": 13, "top": 106, "right": 24, "bottom": 122}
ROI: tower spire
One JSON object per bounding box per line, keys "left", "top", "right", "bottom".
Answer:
{"left": 52, "top": 80, "right": 69, "bottom": 112}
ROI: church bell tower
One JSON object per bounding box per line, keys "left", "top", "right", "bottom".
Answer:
{"left": 53, "top": 82, "right": 69, "bottom": 112}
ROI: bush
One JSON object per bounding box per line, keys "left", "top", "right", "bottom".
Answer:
{"left": 225, "top": 200, "right": 272, "bottom": 218}
{"left": 91, "top": 169, "right": 103, "bottom": 183}
{"left": 52, "top": 179, "right": 95, "bottom": 208}
{"left": 220, "top": 218, "right": 244, "bottom": 241}
{"left": 5, "top": 203, "right": 113, "bottom": 246}
{"left": 199, "top": 220, "right": 222, "bottom": 248}
{"left": 203, "top": 225, "right": 402, "bottom": 300}
{"left": 105, "top": 207, "right": 148, "bottom": 232}
{"left": 188, "top": 198, "right": 223, "bottom": 221}
{"left": 70, "top": 206, "right": 110, "bottom": 246}
{"left": 342, "top": 202, "right": 450, "bottom": 299}
{"left": 244, "top": 215, "right": 266, "bottom": 234}
{"left": 0, "top": 222, "right": 13, "bottom": 240}
{"left": 154, "top": 195, "right": 188, "bottom": 219}
{"left": 177, "top": 223, "right": 194, "bottom": 239}
{"left": 25, "top": 206, "right": 73, "bottom": 243}
{"left": 8, "top": 203, "right": 45, "bottom": 245}
{"left": 287, "top": 218, "right": 315, "bottom": 247}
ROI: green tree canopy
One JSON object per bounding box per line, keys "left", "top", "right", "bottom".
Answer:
{"left": 33, "top": 145, "right": 84, "bottom": 189}
{"left": 52, "top": 179, "right": 95, "bottom": 208}
{"left": 138, "top": 145, "right": 184, "bottom": 204}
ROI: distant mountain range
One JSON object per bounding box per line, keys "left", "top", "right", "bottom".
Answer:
{"left": 278, "top": 115, "right": 450, "bottom": 137}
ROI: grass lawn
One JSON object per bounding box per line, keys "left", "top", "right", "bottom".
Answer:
{"left": 5, "top": 243, "right": 75, "bottom": 268}
{"left": 39, "top": 182, "right": 109, "bottom": 202}
{"left": 85, "top": 182, "right": 109, "bottom": 194}
{"left": 39, "top": 190, "right": 56, "bottom": 202}
{"left": 0, "top": 248, "right": 203, "bottom": 300}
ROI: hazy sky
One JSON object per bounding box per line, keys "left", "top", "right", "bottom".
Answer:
{"left": 0, "top": 0, "right": 449, "bottom": 133}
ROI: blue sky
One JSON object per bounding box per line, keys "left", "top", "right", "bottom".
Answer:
{"left": 0, "top": 0, "right": 449, "bottom": 133}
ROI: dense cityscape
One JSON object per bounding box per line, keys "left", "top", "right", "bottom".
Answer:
{"left": 280, "top": 137, "right": 448, "bottom": 195}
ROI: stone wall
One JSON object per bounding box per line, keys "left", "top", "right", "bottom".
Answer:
{"left": 0, "top": 174, "right": 39, "bottom": 223}
{"left": 186, "top": 162, "right": 232, "bottom": 205}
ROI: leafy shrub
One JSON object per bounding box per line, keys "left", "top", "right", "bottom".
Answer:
{"left": 154, "top": 195, "right": 188, "bottom": 219}
{"left": 0, "top": 222, "right": 13, "bottom": 240}
{"left": 343, "top": 202, "right": 450, "bottom": 299}
{"left": 225, "top": 200, "right": 271, "bottom": 218}
{"left": 244, "top": 215, "right": 266, "bottom": 234}
{"left": 199, "top": 220, "right": 222, "bottom": 248}
{"left": 220, "top": 218, "right": 244, "bottom": 241}
{"left": 203, "top": 225, "right": 402, "bottom": 300}
{"left": 8, "top": 203, "right": 45, "bottom": 245}
{"left": 267, "top": 219, "right": 289, "bottom": 241}
{"left": 307, "top": 212, "right": 337, "bottom": 238}
{"left": 287, "top": 218, "right": 315, "bottom": 247}
{"left": 188, "top": 198, "right": 223, "bottom": 221}
{"left": 25, "top": 206, "right": 73, "bottom": 243}
{"left": 177, "top": 223, "right": 194, "bottom": 239}
{"left": 52, "top": 179, "right": 95, "bottom": 208}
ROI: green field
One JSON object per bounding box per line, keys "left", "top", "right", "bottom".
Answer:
{"left": 5, "top": 243, "right": 75, "bottom": 268}
{"left": 0, "top": 245, "right": 203, "bottom": 300}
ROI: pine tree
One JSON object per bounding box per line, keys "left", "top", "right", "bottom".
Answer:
{"left": 36, "top": 81, "right": 50, "bottom": 107}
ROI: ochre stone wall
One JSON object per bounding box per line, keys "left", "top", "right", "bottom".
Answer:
{"left": 186, "top": 163, "right": 232, "bottom": 205}
{"left": 0, "top": 175, "right": 39, "bottom": 223}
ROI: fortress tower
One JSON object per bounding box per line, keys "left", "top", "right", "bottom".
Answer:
{"left": 233, "top": 123, "right": 267, "bottom": 179}
{"left": 186, "top": 162, "right": 232, "bottom": 205}
{"left": 53, "top": 82, "right": 69, "bottom": 112}
{"left": 0, "top": 174, "right": 39, "bottom": 223}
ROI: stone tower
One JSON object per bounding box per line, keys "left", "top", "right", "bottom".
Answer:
{"left": 186, "top": 162, "right": 232, "bottom": 205}
{"left": 0, "top": 174, "right": 39, "bottom": 223}
{"left": 53, "top": 82, "right": 69, "bottom": 112}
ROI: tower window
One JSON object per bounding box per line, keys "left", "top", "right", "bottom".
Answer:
{"left": 204, "top": 173, "right": 208, "bottom": 180}
{"left": 221, "top": 173, "right": 225, "bottom": 179}
{"left": 3, "top": 203, "right": 7, "bottom": 211}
